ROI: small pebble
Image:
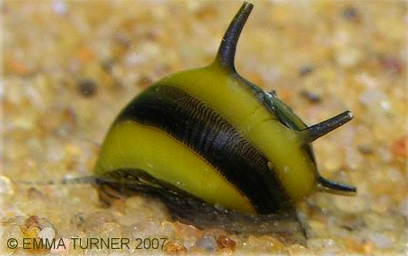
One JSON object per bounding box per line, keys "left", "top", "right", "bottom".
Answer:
{"left": 346, "top": 238, "right": 374, "bottom": 254}
{"left": 77, "top": 78, "right": 98, "bottom": 98}
{"left": 368, "top": 232, "right": 394, "bottom": 249}
{"left": 182, "top": 236, "right": 196, "bottom": 250}
{"left": 22, "top": 226, "right": 40, "bottom": 239}
{"left": 342, "top": 6, "right": 360, "bottom": 22}
{"left": 37, "top": 227, "right": 55, "bottom": 240}
{"left": 298, "top": 65, "right": 314, "bottom": 77}
{"left": 83, "top": 211, "right": 116, "bottom": 231}
{"left": 197, "top": 235, "right": 217, "bottom": 252}
{"left": 300, "top": 90, "right": 321, "bottom": 103}
{"left": 23, "top": 216, "right": 40, "bottom": 230}
{"left": 381, "top": 56, "right": 404, "bottom": 74}
{"left": 160, "top": 221, "right": 177, "bottom": 238}
{"left": 27, "top": 187, "right": 44, "bottom": 199}
{"left": 391, "top": 135, "right": 407, "bottom": 160}
{"left": 70, "top": 213, "right": 86, "bottom": 229}
{"left": 0, "top": 176, "right": 13, "bottom": 195}
{"left": 244, "top": 235, "right": 284, "bottom": 252}
{"left": 358, "top": 144, "right": 374, "bottom": 155}
{"left": 52, "top": 0, "right": 67, "bottom": 16}
{"left": 216, "top": 235, "right": 236, "bottom": 251}
{"left": 165, "top": 241, "right": 187, "bottom": 255}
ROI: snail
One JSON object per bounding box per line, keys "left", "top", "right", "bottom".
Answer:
{"left": 93, "top": 2, "right": 356, "bottom": 237}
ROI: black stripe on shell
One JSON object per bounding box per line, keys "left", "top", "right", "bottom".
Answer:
{"left": 115, "top": 85, "right": 292, "bottom": 214}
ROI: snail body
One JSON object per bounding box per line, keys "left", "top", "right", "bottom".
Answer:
{"left": 94, "top": 2, "right": 356, "bottom": 227}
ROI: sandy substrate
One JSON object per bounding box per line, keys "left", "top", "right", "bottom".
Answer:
{"left": 1, "top": 1, "right": 407, "bottom": 255}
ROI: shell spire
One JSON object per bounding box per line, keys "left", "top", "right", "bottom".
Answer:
{"left": 215, "top": 2, "right": 253, "bottom": 70}
{"left": 318, "top": 176, "right": 357, "bottom": 196}
{"left": 298, "top": 110, "right": 356, "bottom": 195}
{"left": 299, "top": 110, "right": 354, "bottom": 144}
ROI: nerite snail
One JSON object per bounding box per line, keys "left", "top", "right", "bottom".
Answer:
{"left": 94, "top": 2, "right": 356, "bottom": 235}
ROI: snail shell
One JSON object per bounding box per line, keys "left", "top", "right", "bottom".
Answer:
{"left": 94, "top": 2, "right": 356, "bottom": 233}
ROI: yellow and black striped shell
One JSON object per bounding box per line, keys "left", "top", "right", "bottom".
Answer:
{"left": 94, "top": 2, "right": 356, "bottom": 223}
